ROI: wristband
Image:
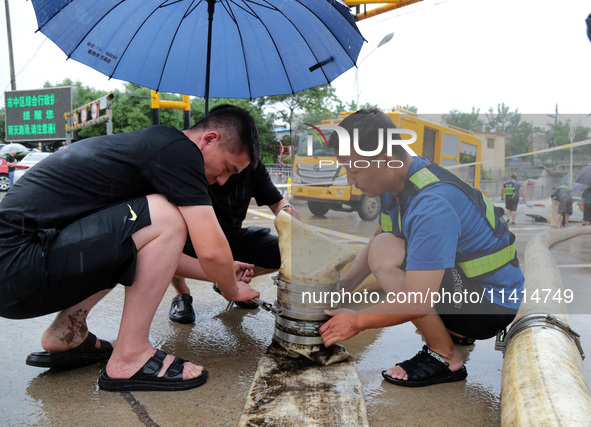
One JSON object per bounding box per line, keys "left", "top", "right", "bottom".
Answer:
{"left": 280, "top": 204, "right": 293, "bottom": 211}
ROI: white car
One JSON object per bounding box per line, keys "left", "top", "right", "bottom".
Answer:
{"left": 14, "top": 152, "right": 52, "bottom": 182}
{"left": 492, "top": 196, "right": 583, "bottom": 224}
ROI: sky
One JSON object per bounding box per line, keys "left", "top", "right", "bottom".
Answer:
{"left": 1, "top": 0, "right": 591, "bottom": 126}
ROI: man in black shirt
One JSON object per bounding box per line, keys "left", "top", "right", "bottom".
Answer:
{"left": 168, "top": 161, "right": 299, "bottom": 323}
{"left": 0, "top": 106, "right": 260, "bottom": 392}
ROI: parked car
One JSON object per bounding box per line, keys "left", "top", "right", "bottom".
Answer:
{"left": 13, "top": 152, "right": 52, "bottom": 183}
{"left": 492, "top": 196, "right": 583, "bottom": 223}
{"left": 0, "top": 158, "right": 9, "bottom": 191}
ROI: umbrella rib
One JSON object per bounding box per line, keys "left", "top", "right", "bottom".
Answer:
{"left": 55, "top": 1, "right": 127, "bottom": 58}
{"left": 35, "top": 1, "right": 78, "bottom": 32}
{"left": 292, "top": 0, "right": 361, "bottom": 69}
{"left": 258, "top": 0, "right": 331, "bottom": 87}
{"left": 220, "top": 1, "right": 254, "bottom": 98}
{"left": 152, "top": 0, "right": 203, "bottom": 92}
{"left": 230, "top": 0, "right": 307, "bottom": 95}
{"left": 109, "top": 0, "right": 197, "bottom": 86}
{"left": 56, "top": 0, "right": 191, "bottom": 86}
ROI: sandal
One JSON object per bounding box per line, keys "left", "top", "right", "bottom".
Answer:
{"left": 26, "top": 332, "right": 113, "bottom": 369}
{"left": 381, "top": 345, "right": 467, "bottom": 387}
{"left": 169, "top": 294, "right": 196, "bottom": 324}
{"left": 98, "top": 349, "right": 208, "bottom": 392}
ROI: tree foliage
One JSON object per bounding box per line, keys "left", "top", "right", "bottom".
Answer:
{"left": 256, "top": 85, "right": 340, "bottom": 141}
{"left": 507, "top": 121, "right": 533, "bottom": 157}
{"left": 544, "top": 120, "right": 591, "bottom": 161}
{"left": 396, "top": 105, "right": 418, "bottom": 113}
{"left": 485, "top": 102, "right": 521, "bottom": 134}
{"left": 441, "top": 107, "right": 484, "bottom": 132}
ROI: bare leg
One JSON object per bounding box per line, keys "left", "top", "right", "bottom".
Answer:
{"left": 106, "top": 194, "right": 202, "bottom": 380}
{"left": 366, "top": 233, "right": 463, "bottom": 380}
{"left": 41, "top": 289, "right": 112, "bottom": 353}
{"left": 564, "top": 213, "right": 570, "bottom": 228}
{"left": 384, "top": 314, "right": 464, "bottom": 380}
{"left": 171, "top": 276, "right": 191, "bottom": 296}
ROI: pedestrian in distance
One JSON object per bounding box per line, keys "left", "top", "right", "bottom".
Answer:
{"left": 0, "top": 106, "right": 261, "bottom": 392}
{"left": 551, "top": 184, "right": 573, "bottom": 228}
{"left": 318, "top": 109, "right": 524, "bottom": 388}
{"left": 500, "top": 174, "right": 526, "bottom": 225}
{"left": 6, "top": 150, "right": 17, "bottom": 188}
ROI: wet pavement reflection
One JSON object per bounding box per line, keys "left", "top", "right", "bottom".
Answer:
{"left": 0, "top": 198, "right": 589, "bottom": 426}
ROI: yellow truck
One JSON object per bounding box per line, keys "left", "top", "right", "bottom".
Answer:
{"left": 291, "top": 108, "right": 482, "bottom": 220}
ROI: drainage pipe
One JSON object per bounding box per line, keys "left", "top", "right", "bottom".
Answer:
{"left": 499, "top": 227, "right": 591, "bottom": 425}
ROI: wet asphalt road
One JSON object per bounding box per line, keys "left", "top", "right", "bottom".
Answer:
{"left": 0, "top": 193, "right": 590, "bottom": 426}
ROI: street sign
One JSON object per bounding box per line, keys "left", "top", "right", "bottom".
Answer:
{"left": 91, "top": 102, "right": 98, "bottom": 120}
{"left": 4, "top": 87, "right": 72, "bottom": 142}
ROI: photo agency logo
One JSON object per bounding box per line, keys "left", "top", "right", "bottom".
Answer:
{"left": 304, "top": 123, "right": 418, "bottom": 169}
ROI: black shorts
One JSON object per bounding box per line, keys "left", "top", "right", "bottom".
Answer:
{"left": 435, "top": 266, "right": 518, "bottom": 340}
{"left": 183, "top": 226, "right": 280, "bottom": 270}
{"left": 0, "top": 197, "right": 151, "bottom": 319}
{"left": 505, "top": 197, "right": 518, "bottom": 211}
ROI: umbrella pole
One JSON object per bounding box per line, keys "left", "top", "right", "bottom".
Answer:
{"left": 204, "top": 0, "right": 215, "bottom": 115}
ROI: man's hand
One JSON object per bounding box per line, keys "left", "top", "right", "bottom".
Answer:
{"left": 224, "top": 280, "right": 259, "bottom": 303}
{"left": 282, "top": 205, "right": 301, "bottom": 221}
{"left": 234, "top": 261, "right": 254, "bottom": 283}
{"left": 319, "top": 308, "right": 360, "bottom": 347}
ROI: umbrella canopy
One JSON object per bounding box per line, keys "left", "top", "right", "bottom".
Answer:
{"left": 0, "top": 143, "right": 30, "bottom": 154}
{"left": 574, "top": 165, "right": 591, "bottom": 187}
{"left": 571, "top": 183, "right": 589, "bottom": 193}
{"left": 31, "top": 0, "right": 364, "bottom": 112}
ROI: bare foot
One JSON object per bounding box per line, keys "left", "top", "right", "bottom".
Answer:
{"left": 384, "top": 347, "right": 464, "bottom": 381}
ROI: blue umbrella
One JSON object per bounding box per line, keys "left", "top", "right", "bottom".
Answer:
{"left": 574, "top": 165, "right": 591, "bottom": 187}
{"left": 31, "top": 0, "right": 364, "bottom": 113}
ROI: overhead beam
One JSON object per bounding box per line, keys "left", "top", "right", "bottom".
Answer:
{"left": 343, "top": 0, "right": 422, "bottom": 20}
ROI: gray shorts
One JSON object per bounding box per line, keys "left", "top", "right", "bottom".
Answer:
{"left": 0, "top": 197, "right": 151, "bottom": 319}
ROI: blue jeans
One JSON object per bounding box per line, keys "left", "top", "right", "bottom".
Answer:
{"left": 8, "top": 170, "right": 14, "bottom": 187}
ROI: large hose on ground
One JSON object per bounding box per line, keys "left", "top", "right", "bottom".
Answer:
{"left": 500, "top": 227, "right": 591, "bottom": 425}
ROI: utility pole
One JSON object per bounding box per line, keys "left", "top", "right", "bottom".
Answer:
{"left": 4, "top": 0, "right": 17, "bottom": 90}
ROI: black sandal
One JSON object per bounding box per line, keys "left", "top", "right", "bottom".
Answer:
{"left": 98, "top": 349, "right": 208, "bottom": 392}
{"left": 169, "top": 294, "right": 196, "bottom": 324}
{"left": 381, "top": 345, "right": 467, "bottom": 387}
{"left": 25, "top": 332, "right": 113, "bottom": 369}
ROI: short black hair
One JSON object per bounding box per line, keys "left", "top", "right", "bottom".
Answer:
{"left": 327, "top": 109, "right": 408, "bottom": 159}
{"left": 191, "top": 104, "right": 260, "bottom": 166}
{"left": 511, "top": 174, "right": 517, "bottom": 179}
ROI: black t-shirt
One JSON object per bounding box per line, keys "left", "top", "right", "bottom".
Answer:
{"left": 0, "top": 126, "right": 211, "bottom": 246}
{"left": 6, "top": 155, "right": 16, "bottom": 172}
{"left": 209, "top": 162, "right": 282, "bottom": 237}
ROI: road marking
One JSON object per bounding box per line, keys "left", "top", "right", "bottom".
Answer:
{"left": 557, "top": 264, "right": 591, "bottom": 268}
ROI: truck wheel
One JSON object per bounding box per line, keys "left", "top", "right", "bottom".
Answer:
{"left": 308, "top": 200, "right": 330, "bottom": 217}
{"left": 358, "top": 195, "right": 381, "bottom": 221}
